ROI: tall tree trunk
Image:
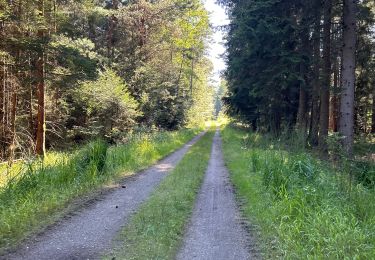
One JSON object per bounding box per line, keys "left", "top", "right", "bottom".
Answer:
{"left": 106, "top": 0, "right": 119, "bottom": 62}
{"left": 372, "top": 84, "right": 375, "bottom": 133}
{"left": 296, "top": 13, "right": 310, "bottom": 132}
{"left": 35, "top": 0, "right": 46, "bottom": 156}
{"left": 28, "top": 53, "right": 34, "bottom": 138}
{"left": 329, "top": 57, "right": 339, "bottom": 132}
{"left": 2, "top": 64, "right": 10, "bottom": 160}
{"left": 8, "top": 1, "right": 23, "bottom": 162}
{"left": 339, "top": 0, "right": 357, "bottom": 155}
{"left": 297, "top": 87, "right": 307, "bottom": 128}
{"left": 8, "top": 85, "right": 17, "bottom": 161}
{"left": 318, "top": 0, "right": 332, "bottom": 150}
{"left": 0, "top": 58, "right": 5, "bottom": 159}
{"left": 309, "top": 4, "right": 321, "bottom": 146}
{"left": 329, "top": 57, "right": 340, "bottom": 132}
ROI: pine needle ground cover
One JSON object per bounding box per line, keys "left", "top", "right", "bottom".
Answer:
{"left": 108, "top": 130, "right": 214, "bottom": 260}
{"left": 0, "top": 128, "right": 201, "bottom": 253}
{"left": 221, "top": 125, "right": 375, "bottom": 259}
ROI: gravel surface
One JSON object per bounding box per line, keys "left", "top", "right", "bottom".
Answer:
{"left": 2, "top": 133, "right": 204, "bottom": 260}
{"left": 177, "top": 130, "right": 252, "bottom": 260}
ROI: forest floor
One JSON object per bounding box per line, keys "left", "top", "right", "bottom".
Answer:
{"left": 2, "top": 133, "right": 206, "bottom": 260}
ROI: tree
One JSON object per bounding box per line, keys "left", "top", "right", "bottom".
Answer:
{"left": 221, "top": 0, "right": 373, "bottom": 154}
{"left": 35, "top": 0, "right": 46, "bottom": 156}
{"left": 309, "top": 0, "right": 322, "bottom": 146}
{"left": 0, "top": 0, "right": 214, "bottom": 160}
{"left": 339, "top": 0, "right": 358, "bottom": 154}
{"left": 318, "top": 0, "right": 332, "bottom": 150}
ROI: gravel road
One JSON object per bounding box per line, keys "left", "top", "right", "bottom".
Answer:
{"left": 177, "top": 130, "right": 251, "bottom": 260}
{"left": 2, "top": 133, "right": 204, "bottom": 260}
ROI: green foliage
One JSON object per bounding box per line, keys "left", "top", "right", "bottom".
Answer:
{"left": 108, "top": 130, "right": 214, "bottom": 260}
{"left": 0, "top": 128, "right": 201, "bottom": 252}
{"left": 221, "top": 125, "right": 375, "bottom": 259}
{"left": 71, "top": 69, "right": 140, "bottom": 142}
{"left": 74, "top": 139, "right": 109, "bottom": 174}
{"left": 214, "top": 80, "right": 227, "bottom": 118}
{"left": 186, "top": 60, "right": 215, "bottom": 127}
{"left": 222, "top": 0, "right": 302, "bottom": 132}
{"left": 112, "top": 0, "right": 212, "bottom": 130}
{"left": 221, "top": 0, "right": 375, "bottom": 139}
{"left": 0, "top": 0, "right": 214, "bottom": 160}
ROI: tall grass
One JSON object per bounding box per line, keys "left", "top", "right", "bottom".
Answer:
{"left": 0, "top": 128, "right": 201, "bottom": 253}
{"left": 221, "top": 125, "right": 375, "bottom": 259}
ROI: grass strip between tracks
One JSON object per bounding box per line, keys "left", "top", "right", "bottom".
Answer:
{"left": 108, "top": 130, "right": 215, "bottom": 260}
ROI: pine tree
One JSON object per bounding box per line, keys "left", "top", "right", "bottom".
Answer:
{"left": 339, "top": 0, "right": 358, "bottom": 154}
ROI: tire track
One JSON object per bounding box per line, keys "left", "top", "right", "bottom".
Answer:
{"left": 177, "top": 130, "right": 251, "bottom": 260}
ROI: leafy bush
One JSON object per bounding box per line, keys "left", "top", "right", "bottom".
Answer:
{"left": 70, "top": 69, "right": 141, "bottom": 143}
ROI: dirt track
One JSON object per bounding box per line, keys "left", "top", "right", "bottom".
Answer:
{"left": 2, "top": 133, "right": 204, "bottom": 260}
{"left": 177, "top": 130, "right": 251, "bottom": 260}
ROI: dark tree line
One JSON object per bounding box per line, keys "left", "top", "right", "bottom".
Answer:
{"left": 0, "top": 0, "right": 214, "bottom": 160}
{"left": 221, "top": 0, "right": 375, "bottom": 154}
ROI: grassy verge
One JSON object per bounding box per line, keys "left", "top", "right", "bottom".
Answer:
{"left": 0, "top": 162, "right": 23, "bottom": 187}
{"left": 108, "top": 130, "right": 214, "bottom": 260}
{"left": 221, "top": 125, "right": 375, "bottom": 259}
{"left": 0, "top": 128, "right": 201, "bottom": 253}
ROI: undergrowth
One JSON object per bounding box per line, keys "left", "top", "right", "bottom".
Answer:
{"left": 0, "top": 128, "right": 201, "bottom": 253}
{"left": 221, "top": 125, "right": 375, "bottom": 259}
{"left": 108, "top": 130, "right": 214, "bottom": 260}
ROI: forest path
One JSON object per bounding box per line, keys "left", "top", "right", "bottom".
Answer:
{"left": 177, "top": 130, "right": 252, "bottom": 260}
{"left": 2, "top": 132, "right": 205, "bottom": 260}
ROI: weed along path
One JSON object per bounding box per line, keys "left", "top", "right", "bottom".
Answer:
{"left": 3, "top": 132, "right": 205, "bottom": 260}
{"left": 177, "top": 130, "right": 251, "bottom": 260}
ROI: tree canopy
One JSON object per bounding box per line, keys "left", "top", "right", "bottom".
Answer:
{"left": 221, "top": 0, "right": 375, "bottom": 153}
{"left": 0, "top": 0, "right": 215, "bottom": 159}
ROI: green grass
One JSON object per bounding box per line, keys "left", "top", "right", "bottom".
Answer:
{"left": 0, "top": 161, "right": 24, "bottom": 187}
{"left": 108, "top": 130, "right": 214, "bottom": 260}
{"left": 0, "top": 128, "right": 201, "bottom": 253}
{"left": 220, "top": 125, "right": 375, "bottom": 259}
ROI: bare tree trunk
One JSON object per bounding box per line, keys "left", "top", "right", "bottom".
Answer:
{"left": 297, "top": 13, "right": 310, "bottom": 132}
{"left": 318, "top": 0, "right": 332, "bottom": 150}
{"left": 106, "top": 0, "right": 119, "bottom": 62}
{"left": 27, "top": 53, "right": 34, "bottom": 138}
{"left": 372, "top": 84, "right": 375, "bottom": 133}
{"left": 297, "top": 87, "right": 307, "bottom": 128}
{"left": 309, "top": 4, "right": 321, "bottom": 146}
{"left": 8, "top": 85, "right": 17, "bottom": 161}
{"left": 35, "top": 0, "right": 46, "bottom": 156}
{"left": 3, "top": 64, "right": 10, "bottom": 159}
{"left": 0, "top": 58, "right": 5, "bottom": 160}
{"left": 339, "top": 0, "right": 357, "bottom": 155}
{"left": 329, "top": 57, "right": 339, "bottom": 132}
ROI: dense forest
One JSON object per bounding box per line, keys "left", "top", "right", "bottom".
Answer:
{"left": 221, "top": 0, "right": 375, "bottom": 154}
{"left": 0, "top": 0, "right": 214, "bottom": 160}
{"left": 1, "top": 0, "right": 375, "bottom": 258}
